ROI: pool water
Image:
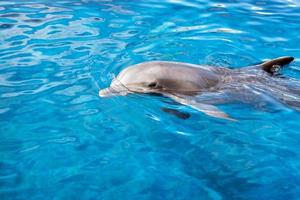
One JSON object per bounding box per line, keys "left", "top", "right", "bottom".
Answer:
{"left": 1, "top": 0, "right": 300, "bottom": 199}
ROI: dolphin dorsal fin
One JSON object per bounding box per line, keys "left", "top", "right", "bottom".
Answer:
{"left": 260, "top": 56, "right": 294, "bottom": 74}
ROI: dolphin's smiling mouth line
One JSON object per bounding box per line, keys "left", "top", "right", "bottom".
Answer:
{"left": 99, "top": 79, "right": 129, "bottom": 97}
{"left": 99, "top": 78, "right": 145, "bottom": 97}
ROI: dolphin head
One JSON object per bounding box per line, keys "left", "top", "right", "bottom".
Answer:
{"left": 99, "top": 62, "right": 163, "bottom": 97}
{"left": 99, "top": 61, "right": 219, "bottom": 97}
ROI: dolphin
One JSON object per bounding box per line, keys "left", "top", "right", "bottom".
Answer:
{"left": 99, "top": 56, "right": 299, "bottom": 120}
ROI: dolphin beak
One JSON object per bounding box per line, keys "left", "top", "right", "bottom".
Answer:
{"left": 99, "top": 87, "right": 113, "bottom": 97}
{"left": 99, "top": 86, "right": 129, "bottom": 97}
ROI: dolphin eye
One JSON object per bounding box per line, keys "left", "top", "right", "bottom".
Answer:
{"left": 148, "top": 82, "right": 157, "bottom": 88}
{"left": 148, "top": 82, "right": 163, "bottom": 89}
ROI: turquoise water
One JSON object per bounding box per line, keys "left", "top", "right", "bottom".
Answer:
{"left": 1, "top": 0, "right": 300, "bottom": 199}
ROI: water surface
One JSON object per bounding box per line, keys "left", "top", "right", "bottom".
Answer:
{"left": 1, "top": 0, "right": 300, "bottom": 199}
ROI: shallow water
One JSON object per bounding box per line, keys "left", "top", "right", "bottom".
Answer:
{"left": 1, "top": 0, "right": 300, "bottom": 199}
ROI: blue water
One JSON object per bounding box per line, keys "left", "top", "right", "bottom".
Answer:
{"left": 1, "top": 0, "right": 300, "bottom": 199}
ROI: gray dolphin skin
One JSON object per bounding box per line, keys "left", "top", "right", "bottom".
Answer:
{"left": 99, "top": 56, "right": 299, "bottom": 120}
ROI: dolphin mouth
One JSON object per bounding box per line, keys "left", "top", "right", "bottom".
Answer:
{"left": 99, "top": 87, "right": 114, "bottom": 97}
{"left": 99, "top": 85, "right": 130, "bottom": 97}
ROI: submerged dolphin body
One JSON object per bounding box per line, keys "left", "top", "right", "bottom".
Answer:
{"left": 99, "top": 56, "right": 299, "bottom": 120}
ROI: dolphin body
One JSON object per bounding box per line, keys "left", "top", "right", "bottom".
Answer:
{"left": 99, "top": 56, "right": 299, "bottom": 120}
